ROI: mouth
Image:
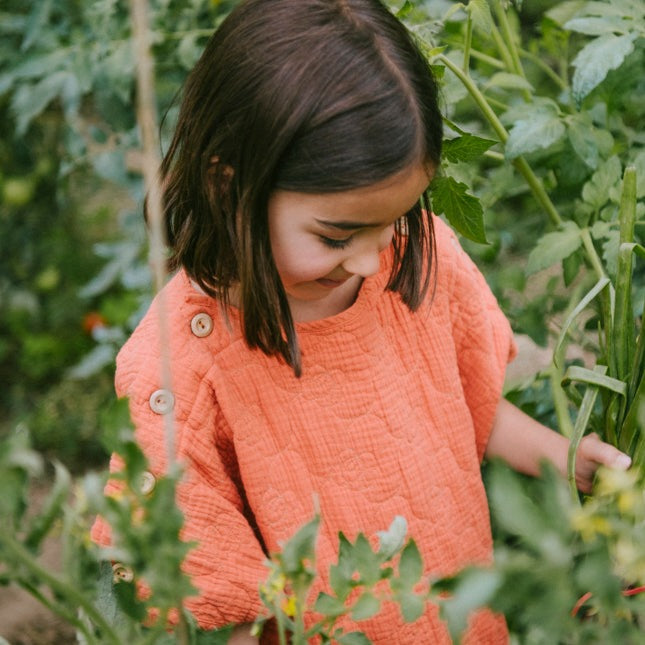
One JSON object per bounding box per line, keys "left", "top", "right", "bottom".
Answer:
{"left": 315, "top": 277, "right": 349, "bottom": 289}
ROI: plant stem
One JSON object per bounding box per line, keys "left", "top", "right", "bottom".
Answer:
{"left": 519, "top": 48, "right": 568, "bottom": 91}
{"left": 580, "top": 228, "right": 607, "bottom": 281}
{"left": 492, "top": 0, "right": 525, "bottom": 79}
{"left": 437, "top": 54, "right": 564, "bottom": 228}
{"left": 550, "top": 363, "right": 574, "bottom": 439}
{"left": 511, "top": 159, "right": 563, "bottom": 228}
{"left": 129, "top": 0, "right": 176, "bottom": 464}
{"left": 463, "top": 12, "right": 473, "bottom": 72}
{"left": 437, "top": 54, "right": 508, "bottom": 142}
{"left": 0, "top": 529, "right": 121, "bottom": 645}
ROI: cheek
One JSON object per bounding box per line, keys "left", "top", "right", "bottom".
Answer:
{"left": 271, "top": 234, "right": 335, "bottom": 285}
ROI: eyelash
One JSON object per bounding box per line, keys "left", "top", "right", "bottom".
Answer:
{"left": 319, "top": 235, "right": 353, "bottom": 250}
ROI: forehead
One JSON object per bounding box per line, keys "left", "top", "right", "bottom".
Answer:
{"left": 269, "top": 163, "right": 431, "bottom": 228}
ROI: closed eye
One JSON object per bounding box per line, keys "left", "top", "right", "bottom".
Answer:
{"left": 319, "top": 235, "right": 353, "bottom": 250}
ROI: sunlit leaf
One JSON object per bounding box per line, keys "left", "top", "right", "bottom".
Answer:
{"left": 571, "top": 34, "right": 636, "bottom": 104}
{"left": 505, "top": 103, "right": 565, "bottom": 159}
{"left": 526, "top": 221, "right": 582, "bottom": 275}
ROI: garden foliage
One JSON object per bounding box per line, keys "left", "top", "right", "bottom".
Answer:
{"left": 1, "top": 0, "right": 644, "bottom": 643}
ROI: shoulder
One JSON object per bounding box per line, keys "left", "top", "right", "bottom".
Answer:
{"left": 430, "top": 215, "right": 490, "bottom": 302}
{"left": 115, "top": 271, "right": 239, "bottom": 402}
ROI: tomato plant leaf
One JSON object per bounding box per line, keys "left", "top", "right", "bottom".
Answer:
{"left": 442, "top": 134, "right": 497, "bottom": 163}
{"left": 526, "top": 221, "right": 582, "bottom": 275}
{"left": 571, "top": 33, "right": 636, "bottom": 104}
{"left": 280, "top": 515, "right": 319, "bottom": 575}
{"left": 430, "top": 175, "right": 487, "bottom": 244}
{"left": 314, "top": 592, "right": 346, "bottom": 618}
{"left": 505, "top": 103, "right": 565, "bottom": 160}
{"left": 351, "top": 592, "right": 381, "bottom": 621}
{"left": 485, "top": 72, "right": 534, "bottom": 91}
{"left": 337, "top": 632, "right": 371, "bottom": 645}
{"left": 582, "top": 156, "right": 622, "bottom": 210}
{"left": 353, "top": 533, "right": 381, "bottom": 586}
{"left": 376, "top": 515, "right": 407, "bottom": 560}
{"left": 398, "top": 539, "right": 423, "bottom": 590}
{"left": 468, "top": 0, "right": 494, "bottom": 34}
{"left": 398, "top": 591, "right": 425, "bottom": 623}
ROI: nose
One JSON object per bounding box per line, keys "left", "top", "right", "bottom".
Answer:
{"left": 341, "top": 225, "right": 393, "bottom": 279}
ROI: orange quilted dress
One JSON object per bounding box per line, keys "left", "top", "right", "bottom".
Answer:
{"left": 92, "top": 217, "right": 516, "bottom": 643}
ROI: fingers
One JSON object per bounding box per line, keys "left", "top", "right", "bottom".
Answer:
{"left": 579, "top": 434, "right": 632, "bottom": 470}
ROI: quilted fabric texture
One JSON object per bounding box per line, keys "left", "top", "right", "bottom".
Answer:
{"left": 92, "top": 217, "right": 516, "bottom": 644}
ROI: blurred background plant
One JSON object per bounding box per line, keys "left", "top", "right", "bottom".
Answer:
{"left": 0, "top": 0, "right": 237, "bottom": 469}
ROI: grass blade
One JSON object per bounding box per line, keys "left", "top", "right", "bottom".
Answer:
{"left": 553, "top": 277, "right": 610, "bottom": 368}
{"left": 612, "top": 167, "right": 638, "bottom": 381}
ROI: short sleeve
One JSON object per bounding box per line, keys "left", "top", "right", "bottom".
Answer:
{"left": 437, "top": 219, "right": 517, "bottom": 460}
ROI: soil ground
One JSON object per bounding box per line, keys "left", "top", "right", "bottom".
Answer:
{"left": 0, "top": 485, "right": 76, "bottom": 645}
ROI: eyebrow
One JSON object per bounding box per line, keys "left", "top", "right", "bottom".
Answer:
{"left": 314, "top": 218, "right": 382, "bottom": 231}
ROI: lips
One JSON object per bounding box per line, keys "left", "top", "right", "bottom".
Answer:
{"left": 316, "top": 277, "right": 348, "bottom": 288}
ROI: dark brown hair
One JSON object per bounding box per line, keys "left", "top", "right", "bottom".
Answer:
{"left": 160, "top": 0, "right": 442, "bottom": 375}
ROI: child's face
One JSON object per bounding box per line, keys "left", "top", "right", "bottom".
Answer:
{"left": 268, "top": 162, "right": 431, "bottom": 320}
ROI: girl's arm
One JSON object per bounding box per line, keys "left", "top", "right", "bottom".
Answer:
{"left": 485, "top": 398, "right": 632, "bottom": 493}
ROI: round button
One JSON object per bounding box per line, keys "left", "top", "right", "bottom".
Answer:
{"left": 112, "top": 563, "right": 134, "bottom": 583}
{"left": 139, "top": 471, "right": 156, "bottom": 495}
{"left": 190, "top": 312, "right": 213, "bottom": 338}
{"left": 149, "top": 389, "right": 174, "bottom": 415}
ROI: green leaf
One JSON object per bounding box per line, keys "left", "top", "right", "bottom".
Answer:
{"left": 396, "top": 0, "right": 414, "bottom": 19}
{"left": 194, "top": 625, "right": 234, "bottom": 644}
{"left": 571, "top": 34, "right": 636, "bottom": 104}
{"left": 11, "top": 71, "right": 74, "bottom": 135}
{"left": 280, "top": 515, "right": 319, "bottom": 575}
{"left": 564, "top": 16, "right": 631, "bottom": 36}
{"left": 329, "top": 533, "right": 356, "bottom": 601}
{"left": 613, "top": 167, "right": 638, "bottom": 380}
{"left": 314, "top": 592, "right": 346, "bottom": 618}
{"left": 377, "top": 515, "right": 407, "bottom": 560}
{"left": 337, "top": 632, "right": 372, "bottom": 645}
{"left": 562, "top": 250, "right": 582, "bottom": 286}
{"left": 22, "top": 0, "right": 53, "bottom": 52}
{"left": 430, "top": 176, "right": 487, "bottom": 244}
{"left": 487, "top": 464, "right": 549, "bottom": 542}
{"left": 582, "top": 156, "right": 622, "bottom": 210}
{"left": 353, "top": 533, "right": 381, "bottom": 586}
{"left": 398, "top": 591, "right": 426, "bottom": 623}
{"left": 526, "top": 221, "right": 582, "bottom": 275}
{"left": 567, "top": 114, "right": 600, "bottom": 169}
{"left": 468, "top": 0, "right": 494, "bottom": 34}
{"left": 546, "top": 0, "right": 586, "bottom": 26}
{"left": 398, "top": 540, "right": 423, "bottom": 590}
{"left": 351, "top": 592, "right": 381, "bottom": 621}
{"left": 485, "top": 72, "right": 534, "bottom": 91}
{"left": 439, "top": 568, "right": 501, "bottom": 641}
{"left": 561, "top": 365, "right": 626, "bottom": 396}
{"left": 442, "top": 134, "right": 497, "bottom": 163}
{"left": 553, "top": 277, "right": 610, "bottom": 366}
{"left": 505, "top": 103, "right": 565, "bottom": 160}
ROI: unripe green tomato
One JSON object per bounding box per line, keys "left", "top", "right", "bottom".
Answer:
{"left": 3, "top": 177, "right": 36, "bottom": 207}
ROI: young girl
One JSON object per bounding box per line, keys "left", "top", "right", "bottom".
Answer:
{"left": 93, "top": 0, "right": 631, "bottom": 642}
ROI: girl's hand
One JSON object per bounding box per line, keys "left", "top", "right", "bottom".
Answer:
{"left": 487, "top": 399, "right": 632, "bottom": 493}
{"left": 574, "top": 432, "right": 632, "bottom": 494}
{"left": 228, "top": 623, "right": 259, "bottom": 645}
